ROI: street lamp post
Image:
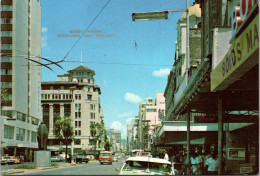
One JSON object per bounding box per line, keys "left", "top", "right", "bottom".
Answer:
{"left": 69, "top": 86, "right": 76, "bottom": 164}
{"left": 132, "top": 0, "right": 190, "bottom": 168}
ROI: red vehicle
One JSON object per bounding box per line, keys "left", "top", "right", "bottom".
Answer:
{"left": 99, "top": 151, "right": 112, "bottom": 165}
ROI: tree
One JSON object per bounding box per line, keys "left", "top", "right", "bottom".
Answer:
{"left": 90, "top": 123, "right": 104, "bottom": 157}
{"left": 53, "top": 116, "right": 74, "bottom": 162}
{"left": 1, "top": 88, "right": 8, "bottom": 104}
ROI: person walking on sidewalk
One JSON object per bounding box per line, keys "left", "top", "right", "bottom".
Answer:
{"left": 164, "top": 151, "right": 169, "bottom": 161}
{"left": 205, "top": 152, "right": 218, "bottom": 175}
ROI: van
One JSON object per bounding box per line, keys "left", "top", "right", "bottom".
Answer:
{"left": 99, "top": 151, "right": 112, "bottom": 165}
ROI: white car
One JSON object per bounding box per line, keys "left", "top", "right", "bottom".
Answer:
{"left": 118, "top": 156, "right": 175, "bottom": 175}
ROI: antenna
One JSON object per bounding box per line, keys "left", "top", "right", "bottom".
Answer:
{"left": 81, "top": 52, "right": 83, "bottom": 65}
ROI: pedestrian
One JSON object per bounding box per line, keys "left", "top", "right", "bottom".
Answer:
{"left": 164, "top": 151, "right": 169, "bottom": 161}
{"left": 205, "top": 152, "right": 218, "bottom": 175}
{"left": 190, "top": 150, "right": 200, "bottom": 175}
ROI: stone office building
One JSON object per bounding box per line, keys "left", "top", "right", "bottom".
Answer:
{"left": 41, "top": 65, "right": 104, "bottom": 154}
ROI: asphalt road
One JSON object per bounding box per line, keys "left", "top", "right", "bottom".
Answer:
{"left": 25, "top": 159, "right": 124, "bottom": 175}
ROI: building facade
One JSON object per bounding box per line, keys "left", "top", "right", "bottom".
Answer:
{"left": 156, "top": 1, "right": 258, "bottom": 174}
{"left": 41, "top": 65, "right": 104, "bottom": 155}
{"left": 1, "top": 0, "right": 42, "bottom": 161}
{"left": 105, "top": 127, "right": 121, "bottom": 153}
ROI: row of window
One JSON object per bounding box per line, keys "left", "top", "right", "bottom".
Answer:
{"left": 42, "top": 93, "right": 72, "bottom": 100}
{"left": 146, "top": 109, "right": 157, "bottom": 112}
{"left": 1, "top": 68, "right": 12, "bottom": 75}
{"left": 4, "top": 125, "right": 37, "bottom": 142}
{"left": 17, "top": 112, "right": 40, "bottom": 125}
{"left": 75, "top": 130, "right": 81, "bottom": 136}
{"left": 1, "top": 57, "right": 12, "bottom": 62}
{"left": 75, "top": 121, "right": 81, "bottom": 128}
{"left": 41, "top": 93, "right": 93, "bottom": 100}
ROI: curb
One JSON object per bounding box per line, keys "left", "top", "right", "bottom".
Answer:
{"left": 1, "top": 164, "right": 78, "bottom": 175}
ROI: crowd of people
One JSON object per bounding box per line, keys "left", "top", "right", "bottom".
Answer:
{"left": 156, "top": 146, "right": 219, "bottom": 175}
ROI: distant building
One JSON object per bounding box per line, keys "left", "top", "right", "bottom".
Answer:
{"left": 1, "top": 0, "right": 42, "bottom": 161}
{"left": 136, "top": 93, "right": 165, "bottom": 151}
{"left": 105, "top": 127, "right": 121, "bottom": 153}
{"left": 41, "top": 65, "right": 104, "bottom": 155}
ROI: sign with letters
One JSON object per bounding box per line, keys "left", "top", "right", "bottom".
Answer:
{"left": 211, "top": 13, "right": 259, "bottom": 91}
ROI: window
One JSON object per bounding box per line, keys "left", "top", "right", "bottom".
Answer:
{"left": 1, "top": 57, "right": 12, "bottom": 62}
{"left": 16, "top": 127, "right": 25, "bottom": 141}
{"left": 90, "top": 112, "right": 95, "bottom": 119}
{"left": 1, "top": 5, "right": 12, "bottom": 11}
{"left": 75, "top": 121, "right": 77, "bottom": 128}
{"left": 75, "top": 112, "right": 78, "bottom": 119}
{"left": 75, "top": 130, "right": 78, "bottom": 136}
{"left": 79, "top": 94, "right": 81, "bottom": 100}
{"left": 78, "top": 121, "right": 81, "bottom": 128}
{"left": 27, "top": 130, "right": 30, "bottom": 142}
{"left": 4, "top": 125, "right": 14, "bottom": 139}
{"left": 74, "top": 139, "right": 81, "bottom": 145}
{"left": 75, "top": 94, "right": 78, "bottom": 100}
{"left": 1, "top": 68, "right": 12, "bottom": 75}
{"left": 78, "top": 130, "right": 81, "bottom": 136}
{"left": 87, "top": 94, "right": 92, "bottom": 100}
{"left": 2, "top": 82, "right": 12, "bottom": 88}
{"left": 32, "top": 117, "right": 39, "bottom": 125}
{"left": 1, "top": 44, "right": 12, "bottom": 50}
{"left": 1, "top": 18, "right": 12, "bottom": 24}
{"left": 31, "top": 131, "right": 37, "bottom": 142}
{"left": 17, "top": 112, "right": 26, "bottom": 122}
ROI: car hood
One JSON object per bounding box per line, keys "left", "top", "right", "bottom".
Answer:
{"left": 119, "top": 170, "right": 171, "bottom": 175}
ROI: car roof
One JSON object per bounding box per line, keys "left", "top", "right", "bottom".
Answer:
{"left": 125, "top": 156, "right": 171, "bottom": 164}
{"left": 100, "top": 151, "right": 111, "bottom": 153}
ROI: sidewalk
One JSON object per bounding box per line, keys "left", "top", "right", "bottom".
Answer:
{"left": 1, "top": 163, "right": 78, "bottom": 175}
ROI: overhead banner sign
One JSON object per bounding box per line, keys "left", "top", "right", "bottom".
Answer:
{"left": 211, "top": 13, "right": 259, "bottom": 91}
{"left": 195, "top": 115, "right": 258, "bottom": 123}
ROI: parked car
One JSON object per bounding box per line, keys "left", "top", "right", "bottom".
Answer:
{"left": 139, "top": 152, "right": 151, "bottom": 157}
{"left": 113, "top": 156, "right": 118, "bottom": 162}
{"left": 51, "top": 156, "right": 60, "bottom": 162}
{"left": 117, "top": 156, "right": 175, "bottom": 175}
{"left": 99, "top": 151, "right": 112, "bottom": 165}
{"left": 75, "top": 155, "right": 89, "bottom": 163}
{"left": 2, "top": 156, "right": 15, "bottom": 165}
{"left": 1, "top": 157, "right": 8, "bottom": 165}
{"left": 10, "top": 156, "right": 21, "bottom": 164}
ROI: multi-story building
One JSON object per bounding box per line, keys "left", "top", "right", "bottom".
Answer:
{"left": 41, "top": 65, "right": 104, "bottom": 155}
{"left": 136, "top": 93, "right": 165, "bottom": 151}
{"left": 156, "top": 0, "right": 258, "bottom": 174}
{"left": 1, "top": 0, "right": 41, "bottom": 161}
{"left": 105, "top": 127, "right": 121, "bottom": 153}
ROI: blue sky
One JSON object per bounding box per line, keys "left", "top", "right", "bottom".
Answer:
{"left": 41, "top": 0, "right": 195, "bottom": 139}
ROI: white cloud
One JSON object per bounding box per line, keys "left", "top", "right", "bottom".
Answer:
{"left": 126, "top": 117, "right": 134, "bottom": 124}
{"left": 118, "top": 112, "right": 134, "bottom": 118}
{"left": 124, "top": 92, "right": 142, "bottom": 103}
{"left": 110, "top": 121, "right": 127, "bottom": 139}
{"left": 152, "top": 68, "right": 170, "bottom": 77}
{"left": 42, "top": 27, "right": 48, "bottom": 47}
{"left": 110, "top": 121, "right": 124, "bottom": 130}
{"left": 42, "top": 27, "right": 48, "bottom": 33}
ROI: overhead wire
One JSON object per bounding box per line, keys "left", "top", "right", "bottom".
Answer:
{"left": 62, "top": 0, "right": 111, "bottom": 60}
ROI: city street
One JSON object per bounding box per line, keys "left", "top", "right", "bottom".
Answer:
{"left": 17, "top": 160, "right": 124, "bottom": 175}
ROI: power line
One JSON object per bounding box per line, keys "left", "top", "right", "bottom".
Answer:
{"left": 62, "top": 60, "right": 170, "bottom": 67}
{"left": 62, "top": 0, "right": 111, "bottom": 60}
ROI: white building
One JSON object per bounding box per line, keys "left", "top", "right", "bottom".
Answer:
{"left": 41, "top": 65, "right": 104, "bottom": 155}
{"left": 1, "top": 0, "right": 42, "bottom": 160}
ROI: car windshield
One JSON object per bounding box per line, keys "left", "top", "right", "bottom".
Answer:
{"left": 122, "top": 160, "right": 172, "bottom": 174}
{"left": 100, "top": 153, "right": 110, "bottom": 156}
